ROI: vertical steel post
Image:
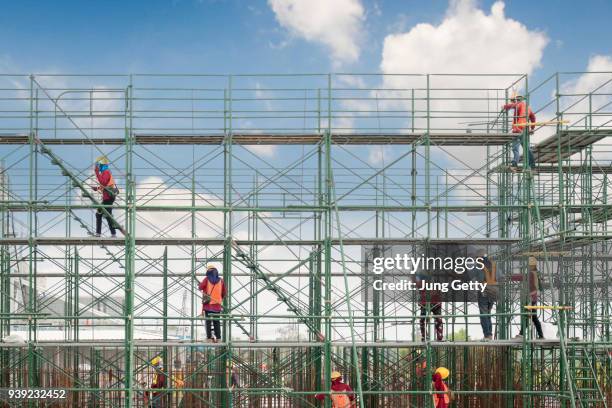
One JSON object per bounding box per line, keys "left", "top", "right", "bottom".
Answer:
{"left": 222, "top": 74, "right": 233, "bottom": 407}
{"left": 124, "top": 77, "right": 136, "bottom": 407}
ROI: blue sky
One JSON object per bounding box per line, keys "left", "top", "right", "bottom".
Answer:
{"left": 1, "top": 0, "right": 610, "bottom": 78}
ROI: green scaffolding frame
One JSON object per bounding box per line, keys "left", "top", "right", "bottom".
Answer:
{"left": 0, "top": 72, "right": 611, "bottom": 407}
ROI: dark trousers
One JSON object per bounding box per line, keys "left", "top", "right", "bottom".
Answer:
{"left": 478, "top": 292, "right": 495, "bottom": 337}
{"left": 205, "top": 310, "right": 221, "bottom": 340}
{"left": 96, "top": 197, "right": 116, "bottom": 235}
{"left": 148, "top": 394, "right": 163, "bottom": 408}
{"left": 520, "top": 300, "right": 544, "bottom": 338}
{"left": 420, "top": 303, "right": 443, "bottom": 341}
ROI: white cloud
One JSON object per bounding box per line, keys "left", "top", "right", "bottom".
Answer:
{"left": 245, "top": 144, "right": 277, "bottom": 158}
{"left": 367, "top": 145, "right": 394, "bottom": 166}
{"left": 561, "top": 55, "right": 612, "bottom": 103}
{"left": 380, "top": 0, "right": 547, "bottom": 77}
{"left": 268, "top": 0, "right": 365, "bottom": 65}
{"left": 558, "top": 55, "right": 612, "bottom": 161}
{"left": 375, "top": 0, "right": 549, "bottom": 164}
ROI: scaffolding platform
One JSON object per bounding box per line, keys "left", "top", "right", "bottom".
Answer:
{"left": 571, "top": 206, "right": 612, "bottom": 225}
{"left": 525, "top": 234, "right": 612, "bottom": 252}
{"left": 0, "top": 132, "right": 517, "bottom": 146}
{"left": 0, "top": 236, "right": 521, "bottom": 246}
{"left": 534, "top": 164, "right": 612, "bottom": 174}
{"left": 534, "top": 128, "right": 611, "bottom": 163}
{"left": 490, "top": 163, "right": 612, "bottom": 174}
{"left": 0, "top": 339, "right": 593, "bottom": 348}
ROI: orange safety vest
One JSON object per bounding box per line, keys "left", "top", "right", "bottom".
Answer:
{"left": 205, "top": 281, "right": 223, "bottom": 305}
{"left": 107, "top": 172, "right": 116, "bottom": 187}
{"left": 511, "top": 101, "right": 534, "bottom": 133}
{"left": 331, "top": 392, "right": 352, "bottom": 408}
{"left": 432, "top": 383, "right": 450, "bottom": 407}
{"left": 484, "top": 261, "right": 497, "bottom": 284}
{"left": 100, "top": 171, "right": 119, "bottom": 197}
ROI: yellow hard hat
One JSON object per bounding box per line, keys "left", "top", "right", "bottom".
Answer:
{"left": 510, "top": 90, "right": 523, "bottom": 101}
{"left": 151, "top": 356, "right": 162, "bottom": 366}
{"left": 529, "top": 256, "right": 537, "bottom": 266}
{"left": 435, "top": 367, "right": 450, "bottom": 380}
{"left": 330, "top": 371, "right": 342, "bottom": 380}
{"left": 206, "top": 264, "right": 216, "bottom": 270}
{"left": 95, "top": 156, "right": 109, "bottom": 165}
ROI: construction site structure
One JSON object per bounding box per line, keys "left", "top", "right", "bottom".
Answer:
{"left": 0, "top": 72, "right": 611, "bottom": 407}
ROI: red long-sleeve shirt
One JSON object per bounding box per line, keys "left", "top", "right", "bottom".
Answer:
{"left": 198, "top": 278, "right": 227, "bottom": 312}
{"left": 150, "top": 370, "right": 166, "bottom": 398}
{"left": 432, "top": 373, "right": 449, "bottom": 408}
{"left": 503, "top": 101, "right": 536, "bottom": 133}
{"left": 95, "top": 167, "right": 115, "bottom": 201}
{"left": 315, "top": 379, "right": 355, "bottom": 402}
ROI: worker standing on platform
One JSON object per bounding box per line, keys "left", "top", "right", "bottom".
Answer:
{"left": 502, "top": 92, "right": 536, "bottom": 170}
{"left": 512, "top": 256, "right": 544, "bottom": 339}
{"left": 148, "top": 356, "right": 166, "bottom": 408}
{"left": 198, "top": 264, "right": 227, "bottom": 343}
{"left": 431, "top": 367, "right": 452, "bottom": 408}
{"left": 416, "top": 274, "right": 444, "bottom": 342}
{"left": 92, "top": 156, "right": 119, "bottom": 237}
{"left": 470, "top": 250, "right": 498, "bottom": 341}
{"left": 315, "top": 371, "right": 356, "bottom": 408}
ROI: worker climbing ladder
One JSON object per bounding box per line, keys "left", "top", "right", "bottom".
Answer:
{"left": 36, "top": 138, "right": 126, "bottom": 236}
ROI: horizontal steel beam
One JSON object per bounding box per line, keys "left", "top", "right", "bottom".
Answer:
{"left": 0, "top": 132, "right": 517, "bottom": 146}
{"left": 1, "top": 339, "right": 608, "bottom": 348}
{"left": 0, "top": 237, "right": 521, "bottom": 246}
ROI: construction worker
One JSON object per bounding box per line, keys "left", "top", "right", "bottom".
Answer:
{"left": 416, "top": 274, "right": 444, "bottom": 342}
{"left": 470, "top": 250, "right": 498, "bottom": 341}
{"left": 230, "top": 364, "right": 240, "bottom": 389}
{"left": 432, "top": 367, "right": 452, "bottom": 408}
{"left": 502, "top": 91, "right": 536, "bottom": 170}
{"left": 148, "top": 356, "right": 166, "bottom": 408}
{"left": 315, "top": 371, "right": 356, "bottom": 408}
{"left": 512, "top": 256, "right": 544, "bottom": 339}
{"left": 198, "top": 264, "right": 227, "bottom": 342}
{"left": 92, "top": 156, "right": 119, "bottom": 237}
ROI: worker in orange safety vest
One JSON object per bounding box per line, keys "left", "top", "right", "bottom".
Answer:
{"left": 432, "top": 367, "right": 453, "bottom": 408}
{"left": 502, "top": 91, "right": 536, "bottom": 169}
{"left": 315, "top": 371, "right": 356, "bottom": 408}
{"left": 198, "top": 264, "right": 227, "bottom": 342}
